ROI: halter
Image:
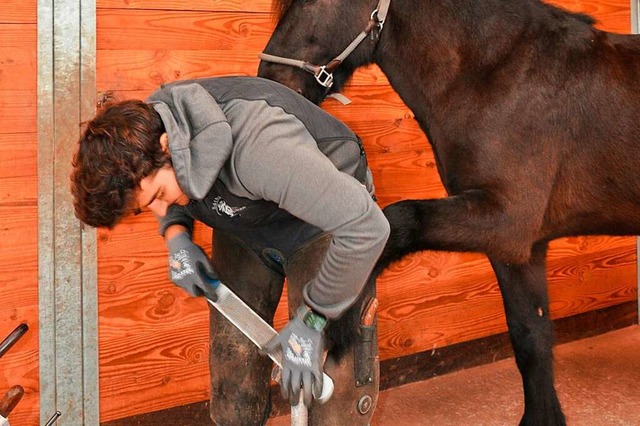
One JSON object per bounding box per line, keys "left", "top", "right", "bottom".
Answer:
{"left": 259, "top": 0, "right": 391, "bottom": 89}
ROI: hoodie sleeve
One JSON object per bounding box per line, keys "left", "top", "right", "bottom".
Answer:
{"left": 232, "top": 104, "right": 390, "bottom": 320}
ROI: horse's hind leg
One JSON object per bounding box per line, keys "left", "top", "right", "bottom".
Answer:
{"left": 378, "top": 194, "right": 540, "bottom": 269}
{"left": 490, "top": 242, "right": 566, "bottom": 426}
{"left": 286, "top": 235, "right": 380, "bottom": 426}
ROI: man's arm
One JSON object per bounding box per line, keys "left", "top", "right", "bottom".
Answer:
{"left": 235, "top": 113, "right": 390, "bottom": 320}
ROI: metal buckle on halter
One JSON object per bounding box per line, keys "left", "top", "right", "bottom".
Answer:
{"left": 371, "top": 9, "right": 385, "bottom": 32}
{"left": 314, "top": 66, "right": 334, "bottom": 88}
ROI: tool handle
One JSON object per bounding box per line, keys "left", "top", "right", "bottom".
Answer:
{"left": 0, "top": 324, "right": 28, "bottom": 358}
{"left": 0, "top": 385, "right": 24, "bottom": 418}
{"left": 291, "top": 393, "right": 308, "bottom": 426}
{"left": 204, "top": 278, "right": 335, "bottom": 405}
{"left": 205, "top": 278, "right": 221, "bottom": 291}
{"left": 201, "top": 276, "right": 221, "bottom": 302}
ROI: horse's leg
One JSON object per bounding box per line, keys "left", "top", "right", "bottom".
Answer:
{"left": 208, "top": 230, "right": 285, "bottom": 426}
{"left": 285, "top": 234, "right": 380, "bottom": 426}
{"left": 490, "top": 242, "right": 566, "bottom": 426}
{"left": 378, "top": 193, "right": 540, "bottom": 269}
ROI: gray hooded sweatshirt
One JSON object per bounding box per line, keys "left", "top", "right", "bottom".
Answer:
{"left": 146, "top": 76, "right": 389, "bottom": 319}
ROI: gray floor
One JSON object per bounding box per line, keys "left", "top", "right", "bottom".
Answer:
{"left": 269, "top": 326, "right": 640, "bottom": 425}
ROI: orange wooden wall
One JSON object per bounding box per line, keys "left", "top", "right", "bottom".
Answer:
{"left": 94, "top": 0, "right": 637, "bottom": 421}
{"left": 0, "top": 1, "right": 39, "bottom": 425}
{"left": 0, "top": 0, "right": 636, "bottom": 424}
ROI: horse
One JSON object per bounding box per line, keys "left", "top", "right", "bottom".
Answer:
{"left": 257, "top": 0, "right": 640, "bottom": 425}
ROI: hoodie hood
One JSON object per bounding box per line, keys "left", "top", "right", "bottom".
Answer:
{"left": 147, "top": 82, "right": 233, "bottom": 200}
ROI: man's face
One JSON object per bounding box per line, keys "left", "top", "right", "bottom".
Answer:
{"left": 135, "top": 165, "right": 189, "bottom": 217}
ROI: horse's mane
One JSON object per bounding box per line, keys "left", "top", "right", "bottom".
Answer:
{"left": 272, "top": 0, "right": 294, "bottom": 20}
{"left": 548, "top": 3, "right": 596, "bottom": 27}
{"left": 270, "top": 0, "right": 597, "bottom": 29}
{"left": 572, "top": 12, "right": 596, "bottom": 25}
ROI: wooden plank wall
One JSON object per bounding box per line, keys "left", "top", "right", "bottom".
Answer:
{"left": 0, "top": 0, "right": 625, "bottom": 423}
{"left": 0, "top": 1, "right": 39, "bottom": 425}
{"left": 93, "top": 0, "right": 637, "bottom": 421}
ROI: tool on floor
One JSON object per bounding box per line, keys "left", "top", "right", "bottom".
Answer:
{"left": 0, "top": 324, "right": 28, "bottom": 358}
{"left": 0, "top": 385, "right": 24, "bottom": 426}
{"left": 205, "top": 278, "right": 334, "bottom": 426}
{"left": 44, "top": 410, "right": 61, "bottom": 426}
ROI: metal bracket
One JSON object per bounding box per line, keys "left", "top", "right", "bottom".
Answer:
{"left": 314, "top": 66, "right": 334, "bottom": 88}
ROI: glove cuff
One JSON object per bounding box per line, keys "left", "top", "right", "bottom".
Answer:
{"left": 167, "top": 232, "right": 191, "bottom": 252}
{"left": 297, "top": 305, "right": 328, "bottom": 332}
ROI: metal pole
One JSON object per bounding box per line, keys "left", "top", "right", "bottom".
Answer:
{"left": 38, "top": 0, "right": 98, "bottom": 424}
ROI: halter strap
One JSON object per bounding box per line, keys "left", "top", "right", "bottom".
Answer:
{"left": 259, "top": 0, "right": 391, "bottom": 88}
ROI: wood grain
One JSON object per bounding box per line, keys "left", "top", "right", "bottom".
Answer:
{"left": 0, "top": 3, "right": 38, "bottom": 425}
{"left": 0, "top": 134, "right": 37, "bottom": 204}
{"left": 0, "top": 1, "right": 36, "bottom": 24}
{"left": 0, "top": 91, "right": 36, "bottom": 135}
{"left": 97, "top": 50, "right": 389, "bottom": 91}
{"left": 0, "top": 25, "right": 36, "bottom": 92}
{"left": 98, "top": 10, "right": 275, "bottom": 51}
{"left": 0, "top": 206, "right": 39, "bottom": 426}
{"left": 0, "top": 25, "right": 37, "bottom": 135}
{"left": 98, "top": 0, "right": 272, "bottom": 13}
{"left": 90, "top": 0, "right": 637, "bottom": 421}
{"left": 376, "top": 241, "right": 636, "bottom": 359}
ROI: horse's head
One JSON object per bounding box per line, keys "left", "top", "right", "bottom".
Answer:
{"left": 258, "top": 0, "right": 387, "bottom": 104}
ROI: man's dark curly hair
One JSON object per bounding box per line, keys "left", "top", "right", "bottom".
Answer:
{"left": 71, "top": 99, "right": 168, "bottom": 228}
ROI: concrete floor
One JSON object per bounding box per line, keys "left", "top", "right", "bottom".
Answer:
{"left": 269, "top": 326, "right": 640, "bottom": 425}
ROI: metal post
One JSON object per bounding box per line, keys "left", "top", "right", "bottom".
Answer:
{"left": 38, "top": 0, "right": 98, "bottom": 424}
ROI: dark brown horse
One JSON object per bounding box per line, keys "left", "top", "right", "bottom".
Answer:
{"left": 258, "top": 0, "right": 640, "bottom": 425}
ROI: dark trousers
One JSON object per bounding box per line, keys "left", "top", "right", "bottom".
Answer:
{"left": 208, "top": 229, "right": 379, "bottom": 425}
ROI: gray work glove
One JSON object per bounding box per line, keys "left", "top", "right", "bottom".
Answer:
{"left": 264, "top": 306, "right": 326, "bottom": 407}
{"left": 166, "top": 232, "right": 218, "bottom": 301}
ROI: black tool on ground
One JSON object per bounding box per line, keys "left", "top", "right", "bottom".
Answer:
{"left": 0, "top": 324, "right": 28, "bottom": 358}
{"left": 44, "top": 410, "right": 61, "bottom": 426}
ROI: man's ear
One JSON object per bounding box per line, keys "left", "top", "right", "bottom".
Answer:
{"left": 159, "top": 133, "right": 169, "bottom": 153}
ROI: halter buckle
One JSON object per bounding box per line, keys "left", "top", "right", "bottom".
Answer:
{"left": 314, "top": 66, "right": 334, "bottom": 88}
{"left": 371, "top": 9, "right": 385, "bottom": 32}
